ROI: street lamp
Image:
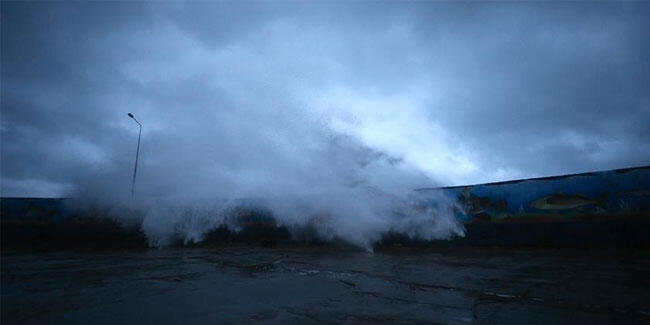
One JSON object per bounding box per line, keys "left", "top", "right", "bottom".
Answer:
{"left": 127, "top": 113, "right": 142, "bottom": 199}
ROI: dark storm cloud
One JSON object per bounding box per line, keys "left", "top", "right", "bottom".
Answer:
{"left": 1, "top": 2, "right": 149, "bottom": 195}
{"left": 410, "top": 2, "right": 650, "bottom": 179}
{"left": 2, "top": 0, "right": 649, "bottom": 199}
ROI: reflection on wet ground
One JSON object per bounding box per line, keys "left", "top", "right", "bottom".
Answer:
{"left": 2, "top": 246, "right": 650, "bottom": 324}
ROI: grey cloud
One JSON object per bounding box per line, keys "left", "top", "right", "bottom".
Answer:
{"left": 2, "top": 2, "right": 649, "bottom": 195}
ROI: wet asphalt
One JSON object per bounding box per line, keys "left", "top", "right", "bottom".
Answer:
{"left": 2, "top": 246, "right": 649, "bottom": 324}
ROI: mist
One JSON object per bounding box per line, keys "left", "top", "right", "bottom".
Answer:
{"left": 68, "top": 99, "right": 464, "bottom": 249}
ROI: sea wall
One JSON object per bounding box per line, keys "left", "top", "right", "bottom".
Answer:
{"left": 2, "top": 166, "right": 649, "bottom": 248}
{"left": 415, "top": 166, "right": 650, "bottom": 224}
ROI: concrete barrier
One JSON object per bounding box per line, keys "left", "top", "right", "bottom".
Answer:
{"left": 2, "top": 166, "right": 649, "bottom": 248}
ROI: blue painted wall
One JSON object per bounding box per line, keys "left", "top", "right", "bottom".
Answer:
{"left": 415, "top": 166, "right": 650, "bottom": 224}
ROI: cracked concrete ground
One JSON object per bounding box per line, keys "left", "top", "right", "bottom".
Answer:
{"left": 2, "top": 246, "right": 649, "bottom": 324}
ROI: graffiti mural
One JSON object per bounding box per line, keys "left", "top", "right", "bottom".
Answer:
{"left": 415, "top": 166, "right": 650, "bottom": 224}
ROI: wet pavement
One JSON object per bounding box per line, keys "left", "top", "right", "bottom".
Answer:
{"left": 2, "top": 246, "right": 650, "bottom": 324}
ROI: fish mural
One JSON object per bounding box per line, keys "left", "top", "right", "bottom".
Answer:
{"left": 530, "top": 191, "right": 607, "bottom": 210}
{"left": 415, "top": 165, "right": 650, "bottom": 224}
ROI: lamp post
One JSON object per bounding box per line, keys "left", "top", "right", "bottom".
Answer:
{"left": 127, "top": 113, "right": 142, "bottom": 199}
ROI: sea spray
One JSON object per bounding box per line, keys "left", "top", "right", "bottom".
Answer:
{"left": 67, "top": 98, "right": 465, "bottom": 249}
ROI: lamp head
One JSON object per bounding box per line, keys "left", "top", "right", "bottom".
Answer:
{"left": 128, "top": 113, "right": 134, "bottom": 118}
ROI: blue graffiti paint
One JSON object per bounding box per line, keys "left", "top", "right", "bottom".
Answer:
{"left": 415, "top": 166, "right": 650, "bottom": 224}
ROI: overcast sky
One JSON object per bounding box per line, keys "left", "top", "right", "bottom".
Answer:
{"left": 2, "top": 1, "right": 650, "bottom": 198}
